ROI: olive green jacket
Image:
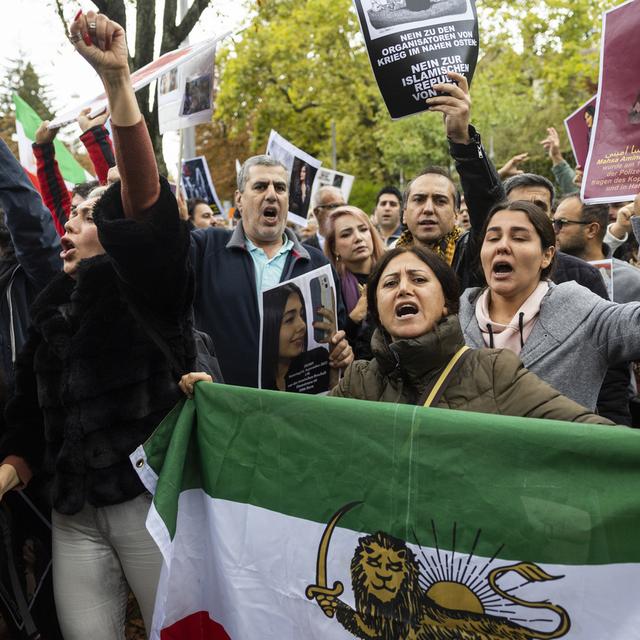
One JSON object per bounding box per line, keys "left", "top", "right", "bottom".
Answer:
{"left": 330, "top": 316, "right": 612, "bottom": 425}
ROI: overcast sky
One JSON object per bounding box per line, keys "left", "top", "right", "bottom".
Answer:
{"left": 0, "top": 1, "right": 249, "bottom": 179}
{"left": 0, "top": 0, "right": 249, "bottom": 110}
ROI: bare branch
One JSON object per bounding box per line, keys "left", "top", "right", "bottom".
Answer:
{"left": 53, "top": 0, "right": 69, "bottom": 39}
{"left": 160, "top": 0, "right": 178, "bottom": 53}
{"left": 169, "top": 0, "right": 213, "bottom": 52}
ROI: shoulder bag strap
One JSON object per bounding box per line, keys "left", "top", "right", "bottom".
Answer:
{"left": 422, "top": 346, "right": 471, "bottom": 408}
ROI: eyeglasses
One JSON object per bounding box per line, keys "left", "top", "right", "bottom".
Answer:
{"left": 552, "top": 218, "right": 590, "bottom": 231}
{"left": 315, "top": 203, "right": 344, "bottom": 211}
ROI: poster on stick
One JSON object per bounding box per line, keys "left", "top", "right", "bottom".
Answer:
{"left": 266, "top": 130, "right": 322, "bottom": 221}
{"left": 50, "top": 34, "right": 229, "bottom": 128}
{"left": 259, "top": 265, "right": 337, "bottom": 395}
{"left": 582, "top": 0, "right": 640, "bottom": 204}
{"left": 564, "top": 95, "right": 597, "bottom": 169}
{"left": 353, "top": 0, "right": 479, "bottom": 119}
{"left": 158, "top": 43, "right": 216, "bottom": 133}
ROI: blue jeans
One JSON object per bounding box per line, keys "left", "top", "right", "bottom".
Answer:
{"left": 52, "top": 492, "right": 162, "bottom": 639}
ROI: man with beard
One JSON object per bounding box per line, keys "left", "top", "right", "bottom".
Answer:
{"left": 554, "top": 195, "right": 640, "bottom": 303}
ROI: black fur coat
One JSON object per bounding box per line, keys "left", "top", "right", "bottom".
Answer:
{"left": 1, "top": 178, "right": 195, "bottom": 515}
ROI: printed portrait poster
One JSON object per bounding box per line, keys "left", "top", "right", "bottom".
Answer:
{"left": 158, "top": 42, "right": 217, "bottom": 134}
{"left": 259, "top": 265, "right": 337, "bottom": 395}
{"left": 564, "top": 95, "right": 597, "bottom": 168}
{"left": 266, "top": 130, "right": 322, "bottom": 222}
{"left": 589, "top": 259, "right": 614, "bottom": 301}
{"left": 181, "top": 156, "right": 224, "bottom": 215}
{"left": 310, "top": 168, "right": 356, "bottom": 206}
{"left": 353, "top": 0, "right": 479, "bottom": 119}
{"left": 582, "top": 0, "right": 640, "bottom": 204}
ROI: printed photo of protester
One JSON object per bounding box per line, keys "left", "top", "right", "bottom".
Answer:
{"left": 180, "top": 74, "right": 212, "bottom": 116}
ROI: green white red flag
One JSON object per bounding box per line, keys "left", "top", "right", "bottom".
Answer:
{"left": 13, "top": 94, "right": 92, "bottom": 190}
{"left": 133, "top": 383, "right": 640, "bottom": 639}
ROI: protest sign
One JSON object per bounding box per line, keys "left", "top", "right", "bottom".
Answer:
{"left": 564, "top": 95, "right": 597, "bottom": 169}
{"left": 134, "top": 384, "right": 640, "bottom": 639}
{"left": 310, "top": 167, "right": 355, "bottom": 205}
{"left": 589, "top": 258, "right": 613, "bottom": 301}
{"left": 50, "top": 34, "right": 230, "bottom": 128}
{"left": 158, "top": 43, "right": 216, "bottom": 133}
{"left": 353, "top": 0, "right": 479, "bottom": 119}
{"left": 266, "top": 130, "right": 322, "bottom": 222}
{"left": 259, "top": 265, "right": 337, "bottom": 395}
{"left": 181, "top": 156, "right": 224, "bottom": 215}
{"left": 581, "top": 0, "right": 640, "bottom": 204}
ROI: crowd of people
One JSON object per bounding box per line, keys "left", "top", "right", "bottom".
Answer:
{"left": 0, "top": 9, "right": 637, "bottom": 640}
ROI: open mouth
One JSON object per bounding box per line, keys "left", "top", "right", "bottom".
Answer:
{"left": 395, "top": 303, "right": 419, "bottom": 318}
{"left": 262, "top": 206, "right": 279, "bottom": 222}
{"left": 492, "top": 261, "right": 513, "bottom": 275}
{"left": 60, "top": 236, "right": 76, "bottom": 260}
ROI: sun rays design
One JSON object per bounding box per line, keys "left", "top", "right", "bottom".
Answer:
{"left": 412, "top": 521, "right": 558, "bottom": 627}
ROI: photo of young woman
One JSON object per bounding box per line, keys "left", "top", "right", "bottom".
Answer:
{"left": 260, "top": 282, "right": 339, "bottom": 394}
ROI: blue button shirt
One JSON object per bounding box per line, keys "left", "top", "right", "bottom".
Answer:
{"left": 246, "top": 236, "right": 294, "bottom": 294}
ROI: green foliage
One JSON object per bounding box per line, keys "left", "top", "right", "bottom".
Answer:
{"left": 215, "top": 0, "right": 616, "bottom": 193}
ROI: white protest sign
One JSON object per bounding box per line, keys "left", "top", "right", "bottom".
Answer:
{"left": 266, "top": 130, "right": 322, "bottom": 220}
{"left": 158, "top": 43, "right": 217, "bottom": 134}
{"left": 50, "top": 34, "right": 230, "bottom": 128}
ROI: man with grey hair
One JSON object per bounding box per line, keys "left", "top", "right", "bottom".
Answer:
{"left": 304, "top": 186, "right": 346, "bottom": 250}
{"left": 189, "top": 155, "right": 349, "bottom": 388}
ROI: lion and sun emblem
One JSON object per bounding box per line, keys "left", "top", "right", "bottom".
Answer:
{"left": 306, "top": 502, "right": 571, "bottom": 640}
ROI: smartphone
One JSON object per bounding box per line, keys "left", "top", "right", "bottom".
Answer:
{"left": 310, "top": 275, "right": 334, "bottom": 342}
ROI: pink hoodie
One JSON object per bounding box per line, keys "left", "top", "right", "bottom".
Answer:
{"left": 475, "top": 282, "right": 550, "bottom": 356}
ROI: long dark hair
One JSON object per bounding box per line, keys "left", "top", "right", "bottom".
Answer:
{"left": 261, "top": 283, "right": 308, "bottom": 390}
{"left": 366, "top": 246, "right": 460, "bottom": 331}
{"left": 478, "top": 200, "right": 557, "bottom": 283}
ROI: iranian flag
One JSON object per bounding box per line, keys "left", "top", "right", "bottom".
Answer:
{"left": 133, "top": 384, "right": 640, "bottom": 639}
{"left": 13, "top": 94, "right": 92, "bottom": 190}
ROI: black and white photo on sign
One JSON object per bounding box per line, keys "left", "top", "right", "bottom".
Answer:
{"left": 266, "top": 130, "right": 322, "bottom": 221}
{"left": 311, "top": 168, "right": 355, "bottom": 205}
{"left": 360, "top": 0, "right": 473, "bottom": 40}
{"left": 181, "top": 156, "right": 224, "bottom": 214}
{"left": 259, "top": 266, "right": 337, "bottom": 396}
{"left": 180, "top": 73, "right": 213, "bottom": 116}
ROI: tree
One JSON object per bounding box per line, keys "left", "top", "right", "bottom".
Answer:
{"left": 52, "top": 0, "right": 217, "bottom": 173}
{"left": 213, "top": 0, "right": 617, "bottom": 209}
{"left": 0, "top": 59, "right": 54, "bottom": 120}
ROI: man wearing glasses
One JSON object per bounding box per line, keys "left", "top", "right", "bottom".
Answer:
{"left": 554, "top": 195, "right": 640, "bottom": 303}
{"left": 304, "top": 186, "right": 346, "bottom": 250}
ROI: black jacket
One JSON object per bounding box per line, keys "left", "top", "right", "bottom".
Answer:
{"left": 191, "top": 224, "right": 346, "bottom": 388}
{"left": 1, "top": 179, "right": 195, "bottom": 515}
{"left": 0, "top": 139, "right": 61, "bottom": 391}
{"left": 449, "top": 127, "right": 503, "bottom": 290}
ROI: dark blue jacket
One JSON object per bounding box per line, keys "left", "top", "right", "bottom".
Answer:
{"left": 190, "top": 223, "right": 346, "bottom": 388}
{"left": 0, "top": 139, "right": 61, "bottom": 391}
